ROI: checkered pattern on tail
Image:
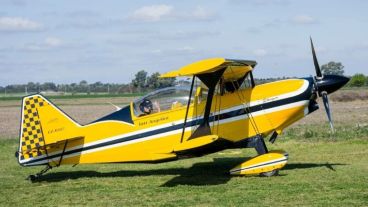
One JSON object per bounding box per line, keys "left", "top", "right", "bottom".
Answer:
{"left": 19, "top": 95, "right": 49, "bottom": 160}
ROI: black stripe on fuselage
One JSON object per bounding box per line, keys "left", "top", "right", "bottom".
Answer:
{"left": 23, "top": 79, "right": 313, "bottom": 165}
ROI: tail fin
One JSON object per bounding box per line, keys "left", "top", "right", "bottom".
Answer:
{"left": 18, "top": 94, "right": 80, "bottom": 164}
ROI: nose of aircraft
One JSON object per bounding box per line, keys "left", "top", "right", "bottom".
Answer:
{"left": 316, "top": 75, "right": 350, "bottom": 95}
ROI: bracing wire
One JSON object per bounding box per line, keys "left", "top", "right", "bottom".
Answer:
{"left": 211, "top": 84, "right": 218, "bottom": 132}
{"left": 216, "top": 78, "right": 223, "bottom": 134}
{"left": 195, "top": 77, "right": 198, "bottom": 125}
{"left": 228, "top": 67, "right": 261, "bottom": 135}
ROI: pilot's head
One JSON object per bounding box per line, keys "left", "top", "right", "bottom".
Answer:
{"left": 139, "top": 99, "right": 153, "bottom": 114}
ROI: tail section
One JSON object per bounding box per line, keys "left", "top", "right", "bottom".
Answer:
{"left": 18, "top": 94, "right": 81, "bottom": 165}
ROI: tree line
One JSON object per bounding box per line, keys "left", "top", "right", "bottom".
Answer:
{"left": 0, "top": 71, "right": 176, "bottom": 95}
{"left": 0, "top": 61, "right": 366, "bottom": 95}
{"left": 319, "top": 61, "right": 367, "bottom": 87}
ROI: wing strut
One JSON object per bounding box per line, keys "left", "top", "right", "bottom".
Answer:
{"left": 180, "top": 76, "right": 196, "bottom": 143}
{"left": 189, "top": 68, "right": 226, "bottom": 139}
{"left": 249, "top": 71, "right": 255, "bottom": 88}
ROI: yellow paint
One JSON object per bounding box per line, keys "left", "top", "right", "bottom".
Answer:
{"left": 160, "top": 58, "right": 226, "bottom": 77}
{"left": 230, "top": 150, "right": 288, "bottom": 175}
{"left": 174, "top": 135, "right": 218, "bottom": 152}
{"left": 18, "top": 58, "right": 310, "bottom": 177}
{"left": 160, "top": 58, "right": 253, "bottom": 79}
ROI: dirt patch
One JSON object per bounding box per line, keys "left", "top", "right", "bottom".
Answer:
{"left": 330, "top": 89, "right": 368, "bottom": 102}
{"left": 294, "top": 100, "right": 368, "bottom": 126}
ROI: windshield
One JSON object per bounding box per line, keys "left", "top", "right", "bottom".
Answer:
{"left": 133, "top": 86, "right": 194, "bottom": 117}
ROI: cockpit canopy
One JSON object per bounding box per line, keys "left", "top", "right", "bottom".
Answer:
{"left": 133, "top": 86, "right": 194, "bottom": 116}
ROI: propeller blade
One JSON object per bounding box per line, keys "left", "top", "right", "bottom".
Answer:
{"left": 321, "top": 92, "right": 334, "bottom": 132}
{"left": 310, "top": 37, "right": 323, "bottom": 78}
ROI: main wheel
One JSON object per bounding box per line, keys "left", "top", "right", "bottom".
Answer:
{"left": 260, "top": 170, "right": 279, "bottom": 177}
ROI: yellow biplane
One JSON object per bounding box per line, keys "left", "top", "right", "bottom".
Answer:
{"left": 16, "top": 39, "right": 349, "bottom": 181}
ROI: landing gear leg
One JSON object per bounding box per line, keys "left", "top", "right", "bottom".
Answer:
{"left": 27, "top": 164, "right": 52, "bottom": 182}
{"left": 254, "top": 134, "right": 268, "bottom": 155}
{"left": 27, "top": 140, "right": 68, "bottom": 182}
{"left": 253, "top": 135, "right": 279, "bottom": 177}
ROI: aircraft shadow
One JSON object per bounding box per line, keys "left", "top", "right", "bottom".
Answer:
{"left": 283, "top": 162, "right": 346, "bottom": 171}
{"left": 32, "top": 157, "right": 346, "bottom": 186}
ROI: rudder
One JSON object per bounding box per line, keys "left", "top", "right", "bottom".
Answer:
{"left": 18, "top": 94, "right": 80, "bottom": 165}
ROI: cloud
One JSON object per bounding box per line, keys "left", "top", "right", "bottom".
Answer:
{"left": 228, "top": 0, "right": 290, "bottom": 6}
{"left": 256, "top": 0, "right": 289, "bottom": 5}
{"left": 130, "top": 4, "right": 173, "bottom": 22}
{"left": 251, "top": 14, "right": 316, "bottom": 33}
{"left": 129, "top": 5, "right": 216, "bottom": 22}
{"left": 153, "top": 30, "right": 220, "bottom": 40}
{"left": 292, "top": 15, "right": 316, "bottom": 24}
{"left": 150, "top": 46, "right": 197, "bottom": 56}
{"left": 67, "top": 10, "right": 101, "bottom": 18}
{"left": 314, "top": 46, "right": 327, "bottom": 53}
{"left": 253, "top": 49, "right": 268, "bottom": 57}
{"left": 188, "top": 6, "right": 216, "bottom": 21}
{"left": 45, "top": 37, "right": 62, "bottom": 47}
{"left": 3, "top": 0, "right": 26, "bottom": 7}
{"left": 0, "top": 17, "right": 42, "bottom": 31}
{"left": 23, "top": 37, "right": 63, "bottom": 51}
{"left": 176, "top": 46, "right": 195, "bottom": 52}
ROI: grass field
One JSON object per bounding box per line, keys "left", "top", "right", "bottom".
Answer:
{"left": 0, "top": 91, "right": 367, "bottom": 206}
{"left": 1, "top": 138, "right": 367, "bottom": 206}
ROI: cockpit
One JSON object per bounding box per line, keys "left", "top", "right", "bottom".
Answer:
{"left": 133, "top": 86, "right": 196, "bottom": 117}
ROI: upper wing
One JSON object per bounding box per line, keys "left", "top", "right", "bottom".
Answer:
{"left": 160, "top": 58, "right": 257, "bottom": 81}
{"left": 170, "top": 58, "right": 257, "bottom": 143}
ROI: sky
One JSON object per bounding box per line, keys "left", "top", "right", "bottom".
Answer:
{"left": 0, "top": 0, "right": 367, "bottom": 86}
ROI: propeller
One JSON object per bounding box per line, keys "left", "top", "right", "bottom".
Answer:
{"left": 310, "top": 37, "right": 323, "bottom": 79}
{"left": 310, "top": 37, "right": 334, "bottom": 132}
{"left": 321, "top": 91, "right": 334, "bottom": 132}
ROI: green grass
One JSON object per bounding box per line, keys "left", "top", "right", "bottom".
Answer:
{"left": 284, "top": 124, "right": 368, "bottom": 141}
{"left": 1, "top": 136, "right": 367, "bottom": 206}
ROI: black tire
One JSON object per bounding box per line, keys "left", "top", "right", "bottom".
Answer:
{"left": 28, "top": 175, "right": 36, "bottom": 182}
{"left": 260, "top": 170, "right": 279, "bottom": 177}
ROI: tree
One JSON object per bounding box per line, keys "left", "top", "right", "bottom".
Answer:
{"left": 26, "top": 82, "right": 37, "bottom": 93}
{"left": 78, "top": 80, "right": 89, "bottom": 93}
{"left": 321, "top": 61, "right": 344, "bottom": 75}
{"left": 90, "top": 81, "right": 105, "bottom": 93}
{"left": 158, "top": 77, "right": 176, "bottom": 88}
{"left": 132, "top": 70, "right": 148, "bottom": 92}
{"left": 41, "top": 82, "right": 57, "bottom": 91}
{"left": 146, "top": 72, "right": 160, "bottom": 89}
{"left": 146, "top": 72, "right": 176, "bottom": 89}
{"left": 349, "top": 73, "right": 366, "bottom": 87}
